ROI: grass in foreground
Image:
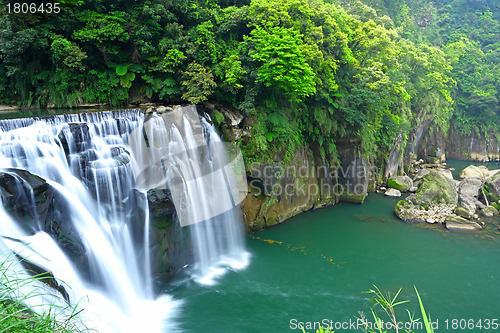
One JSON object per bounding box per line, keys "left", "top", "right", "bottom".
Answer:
{"left": 0, "top": 256, "right": 91, "bottom": 333}
{"left": 301, "top": 286, "right": 435, "bottom": 333}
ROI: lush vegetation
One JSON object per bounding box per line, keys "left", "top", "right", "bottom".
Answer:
{"left": 0, "top": 0, "right": 498, "bottom": 163}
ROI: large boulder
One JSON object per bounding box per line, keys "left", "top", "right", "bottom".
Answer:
{"left": 485, "top": 171, "right": 500, "bottom": 202}
{"left": 0, "top": 169, "right": 88, "bottom": 275}
{"left": 387, "top": 176, "right": 413, "bottom": 192}
{"left": 459, "top": 165, "right": 490, "bottom": 179}
{"left": 445, "top": 214, "right": 482, "bottom": 231}
{"left": 456, "top": 177, "right": 482, "bottom": 216}
{"left": 394, "top": 171, "right": 457, "bottom": 223}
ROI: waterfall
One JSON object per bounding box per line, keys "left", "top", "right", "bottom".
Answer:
{"left": 129, "top": 105, "right": 249, "bottom": 285}
{"left": 0, "top": 110, "right": 179, "bottom": 333}
{"left": 0, "top": 105, "right": 249, "bottom": 331}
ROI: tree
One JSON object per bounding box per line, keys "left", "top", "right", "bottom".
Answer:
{"left": 246, "top": 25, "right": 316, "bottom": 102}
{"left": 181, "top": 61, "right": 217, "bottom": 103}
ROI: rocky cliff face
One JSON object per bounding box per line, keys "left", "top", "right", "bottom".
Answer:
{"left": 447, "top": 127, "right": 500, "bottom": 162}
{"left": 202, "top": 103, "right": 376, "bottom": 231}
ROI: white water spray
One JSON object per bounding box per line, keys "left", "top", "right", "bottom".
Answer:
{"left": 129, "top": 105, "right": 249, "bottom": 285}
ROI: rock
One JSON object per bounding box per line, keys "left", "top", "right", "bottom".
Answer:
{"left": 456, "top": 177, "right": 482, "bottom": 216}
{"left": 409, "top": 186, "right": 418, "bottom": 193}
{"left": 0, "top": 169, "right": 53, "bottom": 230}
{"left": 475, "top": 200, "right": 486, "bottom": 209}
{"left": 428, "top": 147, "right": 442, "bottom": 158}
{"left": 387, "top": 176, "right": 413, "bottom": 192}
{"left": 445, "top": 214, "right": 482, "bottom": 231}
{"left": 427, "top": 156, "right": 441, "bottom": 164}
{"left": 480, "top": 206, "right": 499, "bottom": 217}
{"left": 385, "top": 188, "right": 402, "bottom": 197}
{"left": 485, "top": 171, "right": 500, "bottom": 202}
{"left": 415, "top": 171, "right": 458, "bottom": 205}
{"left": 58, "top": 123, "right": 91, "bottom": 155}
{"left": 379, "top": 186, "right": 387, "bottom": 191}
{"left": 414, "top": 169, "right": 430, "bottom": 181}
{"left": 459, "top": 165, "right": 490, "bottom": 179}
{"left": 455, "top": 206, "right": 471, "bottom": 219}
{"left": 437, "top": 169, "right": 453, "bottom": 180}
{"left": 394, "top": 171, "right": 457, "bottom": 223}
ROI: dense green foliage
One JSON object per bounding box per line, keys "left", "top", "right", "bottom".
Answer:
{"left": 0, "top": 0, "right": 497, "bottom": 162}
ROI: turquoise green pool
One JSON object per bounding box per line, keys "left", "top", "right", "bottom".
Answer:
{"left": 169, "top": 193, "right": 500, "bottom": 332}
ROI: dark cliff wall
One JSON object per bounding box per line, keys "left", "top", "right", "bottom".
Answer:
{"left": 446, "top": 127, "right": 500, "bottom": 162}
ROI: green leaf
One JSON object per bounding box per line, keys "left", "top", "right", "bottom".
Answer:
{"left": 116, "top": 65, "right": 128, "bottom": 76}
{"left": 415, "top": 287, "right": 434, "bottom": 333}
{"left": 128, "top": 64, "right": 143, "bottom": 73}
{"left": 164, "top": 77, "right": 176, "bottom": 87}
{"left": 119, "top": 72, "right": 135, "bottom": 88}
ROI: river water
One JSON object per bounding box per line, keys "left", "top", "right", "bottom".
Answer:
{"left": 170, "top": 192, "right": 500, "bottom": 332}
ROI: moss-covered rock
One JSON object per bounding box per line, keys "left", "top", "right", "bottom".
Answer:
{"left": 394, "top": 171, "right": 457, "bottom": 223}
{"left": 414, "top": 171, "right": 458, "bottom": 205}
{"left": 455, "top": 206, "right": 471, "bottom": 219}
{"left": 387, "top": 176, "right": 413, "bottom": 192}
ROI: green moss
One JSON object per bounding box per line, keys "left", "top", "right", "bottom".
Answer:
{"left": 212, "top": 111, "right": 225, "bottom": 128}
{"left": 455, "top": 206, "right": 471, "bottom": 219}
{"left": 153, "top": 215, "right": 172, "bottom": 229}
{"left": 415, "top": 171, "right": 457, "bottom": 205}
{"left": 387, "top": 177, "right": 412, "bottom": 191}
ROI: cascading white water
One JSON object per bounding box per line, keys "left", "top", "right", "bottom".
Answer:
{"left": 0, "top": 106, "right": 249, "bottom": 332}
{"left": 129, "top": 105, "right": 249, "bottom": 285}
{"left": 0, "top": 111, "right": 179, "bottom": 333}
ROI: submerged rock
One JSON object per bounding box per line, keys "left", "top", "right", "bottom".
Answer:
{"left": 445, "top": 214, "right": 482, "bottom": 231}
